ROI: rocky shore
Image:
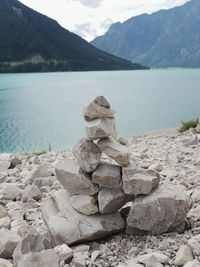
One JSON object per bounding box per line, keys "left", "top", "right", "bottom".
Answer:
{"left": 0, "top": 97, "right": 200, "bottom": 267}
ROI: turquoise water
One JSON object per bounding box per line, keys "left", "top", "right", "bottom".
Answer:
{"left": 0, "top": 69, "right": 200, "bottom": 153}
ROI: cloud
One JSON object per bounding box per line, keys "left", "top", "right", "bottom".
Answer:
{"left": 101, "top": 18, "right": 113, "bottom": 30}
{"left": 78, "top": 0, "right": 103, "bottom": 8}
{"left": 73, "top": 22, "right": 98, "bottom": 39}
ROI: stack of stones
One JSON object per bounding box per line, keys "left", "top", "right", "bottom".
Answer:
{"left": 55, "top": 96, "right": 160, "bottom": 217}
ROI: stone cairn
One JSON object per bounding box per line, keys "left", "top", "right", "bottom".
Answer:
{"left": 44, "top": 96, "right": 192, "bottom": 245}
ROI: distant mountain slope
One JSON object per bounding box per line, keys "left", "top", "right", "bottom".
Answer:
{"left": 91, "top": 0, "right": 200, "bottom": 68}
{"left": 0, "top": 0, "right": 147, "bottom": 72}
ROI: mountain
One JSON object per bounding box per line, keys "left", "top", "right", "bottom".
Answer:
{"left": 0, "top": 0, "right": 147, "bottom": 73}
{"left": 92, "top": 0, "right": 200, "bottom": 68}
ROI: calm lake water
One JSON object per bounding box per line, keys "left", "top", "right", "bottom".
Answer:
{"left": 0, "top": 69, "right": 200, "bottom": 153}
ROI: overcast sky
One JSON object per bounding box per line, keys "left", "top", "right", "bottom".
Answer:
{"left": 19, "top": 0, "right": 190, "bottom": 41}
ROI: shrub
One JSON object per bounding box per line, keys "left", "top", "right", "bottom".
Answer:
{"left": 179, "top": 118, "right": 199, "bottom": 133}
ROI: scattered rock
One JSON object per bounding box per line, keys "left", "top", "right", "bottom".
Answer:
{"left": 70, "top": 195, "right": 99, "bottom": 215}
{"left": 92, "top": 163, "right": 121, "bottom": 187}
{"left": 55, "top": 160, "right": 99, "bottom": 195}
{"left": 188, "top": 234, "right": 200, "bottom": 256}
{"left": 0, "top": 184, "right": 22, "bottom": 200}
{"left": 54, "top": 244, "right": 73, "bottom": 262}
{"left": 97, "top": 137, "right": 130, "bottom": 167}
{"left": 175, "top": 245, "right": 194, "bottom": 266}
{"left": 0, "top": 229, "right": 21, "bottom": 259}
{"left": 122, "top": 168, "right": 160, "bottom": 196}
{"left": 0, "top": 259, "right": 13, "bottom": 267}
{"left": 183, "top": 260, "right": 200, "bottom": 267}
{"left": 73, "top": 138, "right": 101, "bottom": 173}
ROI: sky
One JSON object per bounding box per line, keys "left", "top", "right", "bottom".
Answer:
{"left": 19, "top": 0, "right": 190, "bottom": 41}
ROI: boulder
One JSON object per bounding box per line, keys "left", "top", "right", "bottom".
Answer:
{"left": 73, "top": 138, "right": 101, "bottom": 173}
{"left": 54, "top": 244, "right": 73, "bottom": 262}
{"left": 83, "top": 98, "right": 114, "bottom": 121}
{"left": 70, "top": 195, "right": 99, "bottom": 215}
{"left": 13, "top": 233, "right": 52, "bottom": 266}
{"left": 41, "top": 190, "right": 125, "bottom": 245}
{"left": 98, "top": 187, "right": 126, "bottom": 214}
{"left": 122, "top": 168, "right": 160, "bottom": 196}
{"left": 0, "top": 229, "right": 21, "bottom": 259}
{"left": 0, "top": 184, "right": 23, "bottom": 200}
{"left": 183, "top": 260, "right": 200, "bottom": 267}
{"left": 55, "top": 160, "right": 99, "bottom": 196}
{"left": 127, "top": 184, "right": 192, "bottom": 235}
{"left": 22, "top": 185, "right": 41, "bottom": 202}
{"left": 0, "top": 161, "right": 10, "bottom": 174}
{"left": 86, "top": 118, "right": 116, "bottom": 140}
{"left": 97, "top": 137, "right": 130, "bottom": 167}
{"left": 92, "top": 163, "right": 121, "bottom": 187}
{"left": 17, "top": 249, "right": 59, "bottom": 267}
{"left": 175, "top": 245, "right": 194, "bottom": 266}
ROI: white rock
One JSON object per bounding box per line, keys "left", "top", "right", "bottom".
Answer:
{"left": 55, "top": 160, "right": 99, "bottom": 196}
{"left": 137, "top": 252, "right": 169, "bottom": 264}
{"left": 0, "top": 184, "right": 22, "bottom": 200}
{"left": 0, "top": 229, "right": 21, "bottom": 259}
{"left": 0, "top": 161, "right": 10, "bottom": 175}
{"left": 0, "top": 217, "right": 10, "bottom": 230}
{"left": 27, "top": 165, "right": 52, "bottom": 183}
{"left": 188, "top": 234, "right": 200, "bottom": 256}
{"left": 122, "top": 168, "right": 160, "bottom": 196}
{"left": 98, "top": 186, "right": 126, "bottom": 214}
{"left": 70, "top": 195, "right": 99, "bottom": 215}
{"left": 92, "top": 163, "right": 121, "bottom": 187}
{"left": 97, "top": 137, "right": 130, "bottom": 167}
{"left": 183, "top": 260, "right": 200, "bottom": 267}
{"left": 0, "top": 259, "right": 13, "bottom": 267}
{"left": 127, "top": 183, "right": 192, "bottom": 235}
{"left": 54, "top": 244, "right": 73, "bottom": 262}
{"left": 175, "top": 245, "right": 194, "bottom": 266}
{"left": 86, "top": 118, "right": 116, "bottom": 140}
{"left": 73, "top": 138, "right": 101, "bottom": 173}
{"left": 41, "top": 190, "right": 125, "bottom": 245}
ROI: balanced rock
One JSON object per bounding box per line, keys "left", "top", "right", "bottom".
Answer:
{"left": 41, "top": 190, "right": 125, "bottom": 245}
{"left": 83, "top": 97, "right": 114, "bottom": 121}
{"left": 98, "top": 186, "right": 126, "bottom": 214}
{"left": 17, "top": 249, "right": 59, "bottom": 267}
{"left": 0, "top": 229, "right": 21, "bottom": 259}
{"left": 127, "top": 183, "right": 192, "bottom": 235}
{"left": 86, "top": 118, "right": 116, "bottom": 140}
{"left": 55, "top": 160, "right": 99, "bottom": 195}
{"left": 73, "top": 138, "right": 101, "bottom": 173}
{"left": 122, "top": 168, "right": 160, "bottom": 196}
{"left": 70, "top": 195, "right": 99, "bottom": 215}
{"left": 95, "top": 96, "right": 111, "bottom": 108}
{"left": 92, "top": 163, "right": 121, "bottom": 187}
{"left": 97, "top": 137, "right": 130, "bottom": 167}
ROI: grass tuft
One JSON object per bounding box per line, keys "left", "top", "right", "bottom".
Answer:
{"left": 179, "top": 118, "right": 199, "bottom": 133}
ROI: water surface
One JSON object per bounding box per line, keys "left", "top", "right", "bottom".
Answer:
{"left": 0, "top": 69, "right": 200, "bottom": 152}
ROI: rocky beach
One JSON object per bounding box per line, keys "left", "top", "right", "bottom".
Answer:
{"left": 0, "top": 97, "right": 200, "bottom": 267}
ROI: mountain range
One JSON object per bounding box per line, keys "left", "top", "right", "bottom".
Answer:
{"left": 92, "top": 0, "right": 200, "bottom": 68}
{"left": 0, "top": 0, "right": 147, "bottom": 73}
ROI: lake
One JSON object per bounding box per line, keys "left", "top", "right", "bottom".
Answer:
{"left": 0, "top": 69, "right": 200, "bottom": 153}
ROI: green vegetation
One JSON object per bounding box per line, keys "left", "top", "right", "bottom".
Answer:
{"left": 0, "top": 0, "right": 148, "bottom": 72}
{"left": 92, "top": 0, "right": 200, "bottom": 68}
{"left": 33, "top": 151, "right": 47, "bottom": 156}
{"left": 179, "top": 118, "right": 199, "bottom": 133}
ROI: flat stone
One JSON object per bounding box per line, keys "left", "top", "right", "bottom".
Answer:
{"left": 0, "top": 184, "right": 22, "bottom": 200}
{"left": 86, "top": 118, "right": 116, "bottom": 140}
{"left": 97, "top": 137, "right": 130, "bottom": 167}
{"left": 175, "top": 245, "right": 194, "bottom": 266}
{"left": 41, "top": 190, "right": 125, "bottom": 245}
{"left": 70, "top": 195, "right": 99, "bottom": 215}
{"left": 17, "top": 249, "right": 59, "bottom": 267}
{"left": 83, "top": 98, "right": 114, "bottom": 121}
{"left": 73, "top": 138, "right": 101, "bottom": 173}
{"left": 13, "top": 233, "right": 52, "bottom": 266}
{"left": 55, "top": 160, "right": 99, "bottom": 195}
{"left": 54, "top": 244, "right": 73, "bottom": 262}
{"left": 92, "top": 163, "right": 121, "bottom": 187}
{"left": 98, "top": 186, "right": 126, "bottom": 214}
{"left": 0, "top": 259, "right": 13, "bottom": 267}
{"left": 0, "top": 229, "right": 21, "bottom": 259}
{"left": 127, "top": 183, "right": 192, "bottom": 235}
{"left": 122, "top": 168, "right": 160, "bottom": 196}
{"left": 188, "top": 234, "right": 200, "bottom": 256}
